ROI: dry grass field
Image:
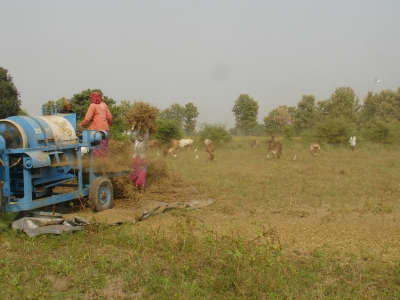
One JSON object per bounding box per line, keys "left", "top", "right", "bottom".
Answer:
{"left": 0, "top": 136, "right": 399, "bottom": 299}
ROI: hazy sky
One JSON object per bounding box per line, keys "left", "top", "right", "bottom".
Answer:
{"left": 1, "top": 0, "right": 399, "bottom": 129}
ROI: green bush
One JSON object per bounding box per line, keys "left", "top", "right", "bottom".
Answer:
{"left": 155, "top": 119, "right": 183, "bottom": 143}
{"left": 361, "top": 121, "right": 400, "bottom": 144}
{"left": 315, "top": 118, "right": 354, "bottom": 145}
{"left": 282, "top": 126, "right": 295, "bottom": 139}
{"left": 198, "top": 123, "right": 232, "bottom": 144}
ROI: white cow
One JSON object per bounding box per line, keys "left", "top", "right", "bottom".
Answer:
{"left": 204, "top": 139, "right": 212, "bottom": 147}
{"left": 179, "top": 139, "right": 194, "bottom": 150}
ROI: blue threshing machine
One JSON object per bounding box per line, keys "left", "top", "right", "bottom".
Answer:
{"left": 0, "top": 108, "right": 124, "bottom": 214}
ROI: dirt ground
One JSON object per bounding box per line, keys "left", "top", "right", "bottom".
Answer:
{"left": 60, "top": 141, "right": 400, "bottom": 263}
{"left": 60, "top": 140, "right": 210, "bottom": 223}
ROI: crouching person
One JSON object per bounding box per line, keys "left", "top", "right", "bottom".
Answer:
{"left": 129, "top": 129, "right": 149, "bottom": 193}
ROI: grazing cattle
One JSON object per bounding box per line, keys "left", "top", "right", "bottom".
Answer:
{"left": 204, "top": 139, "right": 212, "bottom": 147}
{"left": 206, "top": 141, "right": 215, "bottom": 161}
{"left": 163, "top": 139, "right": 180, "bottom": 156}
{"left": 251, "top": 139, "right": 261, "bottom": 148}
{"left": 267, "top": 136, "right": 279, "bottom": 146}
{"left": 147, "top": 139, "right": 162, "bottom": 150}
{"left": 310, "top": 143, "right": 321, "bottom": 160}
{"left": 179, "top": 138, "right": 194, "bottom": 150}
{"left": 267, "top": 136, "right": 282, "bottom": 159}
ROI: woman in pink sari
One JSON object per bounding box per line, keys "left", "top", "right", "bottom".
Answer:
{"left": 80, "top": 92, "right": 113, "bottom": 161}
{"left": 129, "top": 129, "right": 149, "bottom": 193}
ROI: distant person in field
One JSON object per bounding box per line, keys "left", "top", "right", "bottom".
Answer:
{"left": 129, "top": 129, "right": 149, "bottom": 193}
{"left": 80, "top": 92, "right": 113, "bottom": 161}
{"left": 349, "top": 135, "right": 356, "bottom": 152}
{"left": 58, "top": 99, "right": 75, "bottom": 113}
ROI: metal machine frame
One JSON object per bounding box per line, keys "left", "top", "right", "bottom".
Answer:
{"left": 0, "top": 108, "right": 125, "bottom": 214}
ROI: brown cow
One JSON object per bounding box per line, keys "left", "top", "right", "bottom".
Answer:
{"left": 267, "top": 136, "right": 282, "bottom": 158}
{"left": 310, "top": 143, "right": 321, "bottom": 160}
{"left": 267, "top": 136, "right": 279, "bottom": 146}
{"left": 251, "top": 139, "right": 261, "bottom": 148}
{"left": 206, "top": 141, "right": 215, "bottom": 161}
{"left": 163, "top": 139, "right": 179, "bottom": 156}
{"left": 147, "top": 139, "right": 162, "bottom": 150}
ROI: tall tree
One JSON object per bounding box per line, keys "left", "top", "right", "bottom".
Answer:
{"left": 0, "top": 67, "right": 22, "bottom": 118}
{"left": 159, "top": 103, "right": 185, "bottom": 128}
{"left": 232, "top": 94, "right": 259, "bottom": 135}
{"left": 320, "top": 87, "right": 360, "bottom": 122}
{"left": 263, "top": 106, "right": 291, "bottom": 135}
{"left": 294, "top": 95, "right": 319, "bottom": 133}
{"left": 273, "top": 106, "right": 292, "bottom": 126}
{"left": 359, "top": 88, "right": 400, "bottom": 125}
{"left": 182, "top": 102, "right": 199, "bottom": 134}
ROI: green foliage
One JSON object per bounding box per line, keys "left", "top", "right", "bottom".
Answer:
{"left": 316, "top": 118, "right": 354, "bottom": 145}
{"left": 359, "top": 88, "right": 400, "bottom": 125}
{"left": 17, "top": 109, "right": 29, "bottom": 116}
{"left": 263, "top": 109, "right": 282, "bottom": 135}
{"left": 360, "top": 121, "right": 400, "bottom": 144}
{"left": 319, "top": 87, "right": 361, "bottom": 122}
{"left": 282, "top": 126, "right": 295, "bottom": 139}
{"left": 155, "top": 119, "right": 182, "bottom": 143}
{"left": 159, "top": 102, "right": 199, "bottom": 134}
{"left": 250, "top": 123, "right": 267, "bottom": 136}
{"left": 294, "top": 95, "right": 319, "bottom": 133}
{"left": 198, "top": 123, "right": 232, "bottom": 143}
{"left": 183, "top": 102, "right": 199, "bottom": 134}
{"left": 111, "top": 100, "right": 143, "bottom": 141}
{"left": 42, "top": 97, "right": 68, "bottom": 115}
{"left": 0, "top": 67, "right": 22, "bottom": 118}
{"left": 232, "top": 94, "right": 259, "bottom": 134}
{"left": 159, "top": 103, "right": 186, "bottom": 128}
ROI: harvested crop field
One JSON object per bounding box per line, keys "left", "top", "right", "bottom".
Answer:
{"left": 3, "top": 137, "right": 400, "bottom": 299}
{"left": 65, "top": 139, "right": 400, "bottom": 263}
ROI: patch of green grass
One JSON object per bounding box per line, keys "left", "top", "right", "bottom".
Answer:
{"left": 0, "top": 212, "right": 17, "bottom": 229}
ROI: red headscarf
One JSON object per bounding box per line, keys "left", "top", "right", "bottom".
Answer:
{"left": 90, "top": 92, "right": 102, "bottom": 104}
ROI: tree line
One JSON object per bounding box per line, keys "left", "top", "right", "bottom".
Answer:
{"left": 2, "top": 66, "right": 400, "bottom": 144}
{"left": 232, "top": 87, "right": 400, "bottom": 144}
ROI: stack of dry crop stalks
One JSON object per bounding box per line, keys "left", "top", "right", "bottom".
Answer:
{"left": 125, "top": 101, "right": 158, "bottom": 135}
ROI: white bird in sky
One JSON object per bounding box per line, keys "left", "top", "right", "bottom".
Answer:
{"left": 374, "top": 78, "right": 381, "bottom": 83}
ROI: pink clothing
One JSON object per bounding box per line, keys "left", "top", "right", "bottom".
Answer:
{"left": 130, "top": 156, "right": 147, "bottom": 187}
{"left": 93, "top": 137, "right": 109, "bottom": 161}
{"left": 81, "top": 102, "right": 112, "bottom": 130}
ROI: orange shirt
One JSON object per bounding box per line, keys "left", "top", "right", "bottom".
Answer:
{"left": 81, "top": 102, "right": 112, "bottom": 131}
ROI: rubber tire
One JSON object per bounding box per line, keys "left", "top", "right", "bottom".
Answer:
{"left": 89, "top": 177, "right": 113, "bottom": 212}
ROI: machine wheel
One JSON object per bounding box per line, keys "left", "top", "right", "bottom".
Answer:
{"left": 89, "top": 177, "right": 113, "bottom": 212}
